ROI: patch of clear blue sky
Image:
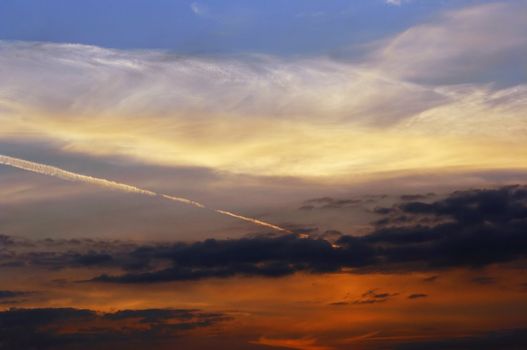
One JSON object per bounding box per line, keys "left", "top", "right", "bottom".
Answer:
{"left": 0, "top": 0, "right": 483, "bottom": 56}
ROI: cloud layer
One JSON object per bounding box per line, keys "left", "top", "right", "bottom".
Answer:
{"left": 1, "top": 2, "right": 526, "bottom": 180}
{"left": 2, "top": 185, "right": 526, "bottom": 283}
{"left": 0, "top": 307, "right": 229, "bottom": 349}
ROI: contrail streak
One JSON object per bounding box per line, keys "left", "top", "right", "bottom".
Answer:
{"left": 0, "top": 155, "right": 158, "bottom": 196}
{"left": 0, "top": 154, "right": 291, "bottom": 233}
{"left": 214, "top": 209, "right": 290, "bottom": 233}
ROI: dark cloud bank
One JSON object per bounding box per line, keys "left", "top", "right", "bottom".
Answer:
{"left": 2, "top": 185, "right": 527, "bottom": 283}
{"left": 1, "top": 307, "right": 526, "bottom": 350}
{"left": 95, "top": 185, "right": 527, "bottom": 282}
{"left": 0, "top": 307, "right": 229, "bottom": 350}
{"left": 393, "top": 328, "right": 527, "bottom": 350}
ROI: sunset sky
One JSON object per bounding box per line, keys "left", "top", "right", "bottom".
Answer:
{"left": 1, "top": 1, "right": 527, "bottom": 349}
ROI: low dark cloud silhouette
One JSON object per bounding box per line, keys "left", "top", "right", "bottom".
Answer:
{"left": 0, "top": 235, "right": 15, "bottom": 246}
{"left": 352, "top": 290, "right": 398, "bottom": 305}
{"left": 471, "top": 276, "right": 497, "bottom": 285}
{"left": 300, "top": 197, "right": 363, "bottom": 210}
{"left": 394, "top": 328, "right": 527, "bottom": 350}
{"left": 422, "top": 275, "right": 439, "bottom": 283}
{"left": 93, "top": 234, "right": 377, "bottom": 283}
{"left": 0, "top": 307, "right": 229, "bottom": 349}
{"left": 408, "top": 293, "right": 428, "bottom": 299}
{"left": 0, "top": 290, "right": 34, "bottom": 306}
{"left": 2, "top": 185, "right": 527, "bottom": 283}
{"left": 330, "top": 289, "right": 397, "bottom": 306}
{"left": 400, "top": 193, "right": 436, "bottom": 201}
{"left": 366, "top": 185, "right": 527, "bottom": 269}
{"left": 0, "top": 291, "right": 31, "bottom": 299}
{"left": 299, "top": 194, "right": 388, "bottom": 210}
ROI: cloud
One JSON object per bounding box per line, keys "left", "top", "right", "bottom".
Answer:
{"left": 90, "top": 234, "right": 376, "bottom": 283}
{"left": 331, "top": 289, "right": 398, "bottom": 306}
{"left": 0, "top": 234, "right": 15, "bottom": 246}
{"left": 385, "top": 0, "right": 410, "bottom": 6}
{"left": 300, "top": 197, "right": 365, "bottom": 210}
{"left": 0, "top": 307, "right": 229, "bottom": 349}
{"left": 0, "top": 40, "right": 444, "bottom": 178}
{"left": 471, "top": 276, "right": 496, "bottom": 285}
{"left": 93, "top": 184, "right": 527, "bottom": 281}
{"left": 252, "top": 336, "right": 332, "bottom": 350}
{"left": 422, "top": 275, "right": 438, "bottom": 283}
{"left": 190, "top": 2, "right": 209, "bottom": 17}
{"left": 351, "top": 289, "right": 398, "bottom": 305}
{"left": 3, "top": 185, "right": 527, "bottom": 282}
{"left": 1, "top": 2, "right": 526, "bottom": 181}
{"left": 407, "top": 293, "right": 428, "bottom": 299}
{"left": 0, "top": 290, "right": 34, "bottom": 305}
{"left": 374, "top": 2, "right": 527, "bottom": 84}
{"left": 0, "top": 290, "right": 33, "bottom": 299}
{"left": 400, "top": 193, "right": 435, "bottom": 201}
{"left": 393, "top": 328, "right": 527, "bottom": 350}
{"left": 0, "top": 154, "right": 290, "bottom": 233}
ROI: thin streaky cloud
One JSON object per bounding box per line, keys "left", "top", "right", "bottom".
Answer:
{"left": 0, "top": 154, "right": 291, "bottom": 233}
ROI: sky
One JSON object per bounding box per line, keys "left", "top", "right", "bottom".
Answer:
{"left": 0, "top": 1, "right": 527, "bottom": 349}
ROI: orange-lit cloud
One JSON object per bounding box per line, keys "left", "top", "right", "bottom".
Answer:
{"left": 252, "top": 336, "right": 332, "bottom": 350}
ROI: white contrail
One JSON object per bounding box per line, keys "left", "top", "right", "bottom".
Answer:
{"left": 161, "top": 194, "right": 206, "bottom": 209}
{"left": 0, "top": 154, "right": 157, "bottom": 196}
{"left": 214, "top": 209, "right": 290, "bottom": 233}
{"left": 0, "top": 154, "right": 291, "bottom": 233}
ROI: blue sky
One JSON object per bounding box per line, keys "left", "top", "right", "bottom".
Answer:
{"left": 0, "top": 0, "right": 485, "bottom": 54}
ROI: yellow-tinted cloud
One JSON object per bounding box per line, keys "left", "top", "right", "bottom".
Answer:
{"left": 1, "top": 110, "right": 526, "bottom": 180}
{"left": 0, "top": 2, "right": 526, "bottom": 181}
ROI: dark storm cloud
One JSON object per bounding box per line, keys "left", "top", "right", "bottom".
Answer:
{"left": 0, "top": 307, "right": 229, "bottom": 349}
{"left": 2, "top": 185, "right": 527, "bottom": 283}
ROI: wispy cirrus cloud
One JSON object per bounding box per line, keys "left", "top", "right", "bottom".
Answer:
{"left": 385, "top": 0, "right": 411, "bottom": 6}
{"left": 373, "top": 2, "right": 527, "bottom": 84}
{"left": 0, "top": 3, "right": 526, "bottom": 181}
{"left": 190, "top": 2, "right": 210, "bottom": 17}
